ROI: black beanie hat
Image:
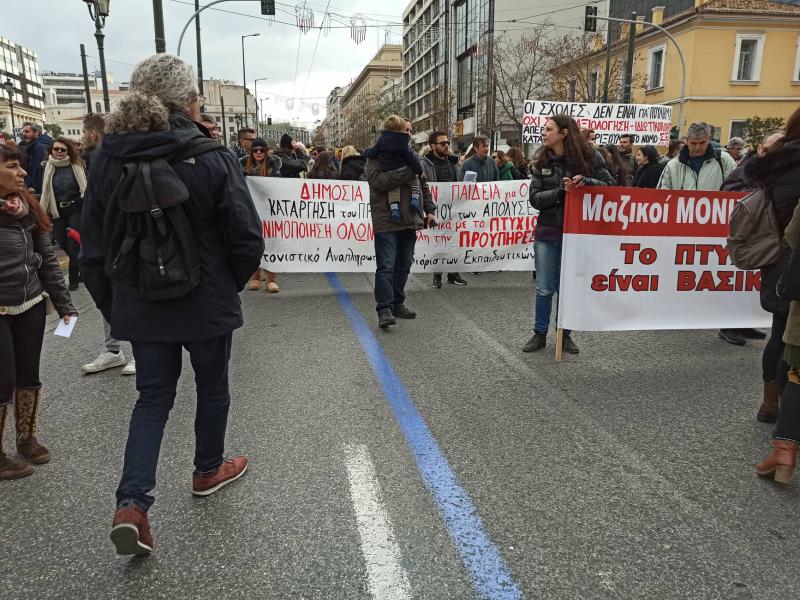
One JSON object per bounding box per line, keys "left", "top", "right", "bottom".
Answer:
{"left": 251, "top": 137, "right": 268, "bottom": 150}
{"left": 280, "top": 133, "right": 293, "bottom": 148}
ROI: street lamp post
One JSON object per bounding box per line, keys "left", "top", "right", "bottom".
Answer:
{"left": 254, "top": 77, "right": 268, "bottom": 136}
{"left": 82, "top": 0, "right": 112, "bottom": 113}
{"left": 241, "top": 33, "right": 259, "bottom": 127}
{"left": 3, "top": 78, "right": 16, "bottom": 140}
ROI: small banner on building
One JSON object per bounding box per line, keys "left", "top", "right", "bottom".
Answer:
{"left": 556, "top": 187, "right": 770, "bottom": 332}
{"left": 522, "top": 100, "right": 673, "bottom": 146}
{"left": 247, "top": 178, "right": 538, "bottom": 273}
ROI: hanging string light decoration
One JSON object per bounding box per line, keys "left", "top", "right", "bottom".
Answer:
{"left": 311, "top": 103, "right": 320, "bottom": 116}
{"left": 350, "top": 14, "right": 367, "bottom": 45}
{"left": 286, "top": 98, "right": 295, "bottom": 111}
{"left": 295, "top": 2, "right": 315, "bottom": 34}
{"left": 323, "top": 13, "right": 331, "bottom": 37}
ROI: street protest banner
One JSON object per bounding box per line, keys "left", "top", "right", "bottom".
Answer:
{"left": 247, "top": 177, "right": 537, "bottom": 273}
{"left": 522, "top": 100, "right": 673, "bottom": 146}
{"left": 556, "top": 187, "right": 771, "bottom": 332}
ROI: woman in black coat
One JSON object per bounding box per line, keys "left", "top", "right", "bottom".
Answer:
{"left": 633, "top": 145, "right": 665, "bottom": 188}
{"left": 0, "top": 143, "right": 76, "bottom": 480}
{"left": 339, "top": 145, "right": 367, "bottom": 181}
{"left": 524, "top": 114, "right": 614, "bottom": 356}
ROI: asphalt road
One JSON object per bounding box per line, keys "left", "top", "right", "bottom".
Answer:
{"left": 1, "top": 271, "right": 798, "bottom": 600}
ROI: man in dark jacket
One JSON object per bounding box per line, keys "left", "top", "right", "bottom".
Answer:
{"left": 80, "top": 54, "right": 265, "bottom": 556}
{"left": 459, "top": 135, "right": 499, "bottom": 182}
{"left": 618, "top": 133, "right": 636, "bottom": 185}
{"left": 421, "top": 130, "right": 467, "bottom": 288}
{"left": 365, "top": 158, "right": 436, "bottom": 328}
{"left": 722, "top": 130, "right": 784, "bottom": 193}
{"left": 20, "top": 123, "right": 52, "bottom": 194}
{"left": 273, "top": 134, "right": 308, "bottom": 178}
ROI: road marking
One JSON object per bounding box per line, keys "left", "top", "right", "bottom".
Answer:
{"left": 344, "top": 443, "right": 412, "bottom": 600}
{"left": 326, "top": 273, "right": 524, "bottom": 600}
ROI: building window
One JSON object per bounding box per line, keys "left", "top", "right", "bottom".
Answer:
{"left": 732, "top": 33, "right": 765, "bottom": 82}
{"left": 95, "top": 101, "right": 102, "bottom": 113}
{"left": 457, "top": 55, "right": 472, "bottom": 109}
{"left": 588, "top": 68, "right": 599, "bottom": 102}
{"left": 730, "top": 120, "right": 746, "bottom": 141}
{"left": 568, "top": 79, "right": 577, "bottom": 102}
{"left": 795, "top": 34, "right": 800, "bottom": 82}
{"left": 647, "top": 44, "right": 666, "bottom": 90}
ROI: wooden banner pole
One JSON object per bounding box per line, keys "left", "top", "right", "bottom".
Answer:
{"left": 555, "top": 327, "right": 564, "bottom": 362}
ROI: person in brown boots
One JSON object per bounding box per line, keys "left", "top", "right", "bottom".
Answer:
{"left": 753, "top": 107, "right": 800, "bottom": 483}
{"left": 0, "top": 143, "right": 77, "bottom": 480}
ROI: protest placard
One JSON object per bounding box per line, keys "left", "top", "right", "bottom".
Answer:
{"left": 522, "top": 100, "right": 673, "bottom": 146}
{"left": 556, "top": 187, "right": 771, "bottom": 333}
{"left": 247, "top": 177, "right": 538, "bottom": 272}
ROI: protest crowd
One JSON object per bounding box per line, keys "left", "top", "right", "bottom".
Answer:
{"left": 1, "top": 52, "right": 799, "bottom": 555}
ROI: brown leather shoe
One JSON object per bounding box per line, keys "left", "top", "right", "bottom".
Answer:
{"left": 757, "top": 382, "right": 780, "bottom": 423}
{"left": 14, "top": 387, "right": 51, "bottom": 464}
{"left": 110, "top": 505, "right": 154, "bottom": 555}
{"left": 192, "top": 456, "right": 248, "bottom": 496}
{"left": 756, "top": 439, "right": 798, "bottom": 484}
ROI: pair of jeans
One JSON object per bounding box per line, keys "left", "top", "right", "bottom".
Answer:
{"left": 102, "top": 318, "right": 122, "bottom": 354}
{"left": 116, "top": 332, "right": 233, "bottom": 511}
{"left": 763, "top": 312, "right": 789, "bottom": 383}
{"left": 533, "top": 239, "right": 567, "bottom": 335}
{"left": 0, "top": 301, "right": 46, "bottom": 405}
{"left": 374, "top": 230, "right": 417, "bottom": 313}
{"left": 52, "top": 209, "right": 82, "bottom": 283}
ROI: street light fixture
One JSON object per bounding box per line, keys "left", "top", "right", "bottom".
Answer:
{"left": 82, "top": 0, "right": 112, "bottom": 113}
{"left": 3, "top": 78, "right": 16, "bottom": 140}
{"left": 241, "top": 33, "right": 260, "bottom": 127}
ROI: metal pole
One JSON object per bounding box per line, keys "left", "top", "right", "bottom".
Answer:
{"left": 602, "top": 22, "right": 613, "bottom": 103}
{"left": 94, "top": 23, "right": 111, "bottom": 113}
{"left": 80, "top": 44, "right": 93, "bottom": 114}
{"left": 241, "top": 36, "right": 248, "bottom": 127}
{"left": 622, "top": 12, "right": 636, "bottom": 104}
{"left": 153, "top": 0, "right": 167, "bottom": 53}
{"left": 7, "top": 90, "right": 16, "bottom": 139}
{"left": 221, "top": 95, "right": 227, "bottom": 147}
{"left": 254, "top": 78, "right": 259, "bottom": 132}
{"left": 194, "top": 0, "right": 204, "bottom": 99}
{"left": 596, "top": 14, "right": 687, "bottom": 137}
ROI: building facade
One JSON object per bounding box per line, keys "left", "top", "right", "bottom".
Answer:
{"left": 41, "top": 70, "right": 116, "bottom": 107}
{"left": 325, "top": 85, "right": 349, "bottom": 147}
{"left": 340, "top": 44, "right": 403, "bottom": 149}
{"left": 556, "top": 0, "right": 800, "bottom": 145}
{"left": 0, "top": 37, "right": 45, "bottom": 136}
{"left": 201, "top": 79, "right": 257, "bottom": 146}
{"left": 43, "top": 89, "right": 130, "bottom": 141}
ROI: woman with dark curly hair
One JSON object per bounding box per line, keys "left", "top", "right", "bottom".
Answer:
{"left": 523, "top": 114, "right": 614, "bottom": 355}
{"left": 39, "top": 136, "right": 86, "bottom": 291}
{"left": 0, "top": 143, "right": 77, "bottom": 480}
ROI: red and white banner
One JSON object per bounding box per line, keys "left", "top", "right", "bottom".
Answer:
{"left": 557, "top": 187, "right": 771, "bottom": 331}
{"left": 247, "top": 177, "right": 537, "bottom": 272}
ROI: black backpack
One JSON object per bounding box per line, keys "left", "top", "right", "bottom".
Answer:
{"left": 103, "top": 138, "right": 222, "bottom": 301}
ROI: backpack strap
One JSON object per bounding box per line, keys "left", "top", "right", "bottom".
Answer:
{"left": 170, "top": 137, "right": 223, "bottom": 163}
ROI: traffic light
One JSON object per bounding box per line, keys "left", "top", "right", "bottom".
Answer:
{"left": 267, "top": 117, "right": 272, "bottom": 126}
{"left": 261, "top": 0, "right": 275, "bottom": 16}
{"left": 584, "top": 6, "right": 598, "bottom": 32}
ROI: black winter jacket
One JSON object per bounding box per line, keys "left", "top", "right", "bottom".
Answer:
{"left": 340, "top": 155, "right": 367, "bottom": 181}
{"left": 273, "top": 148, "right": 308, "bottom": 178}
{"left": 0, "top": 200, "right": 75, "bottom": 316}
{"left": 80, "top": 113, "right": 265, "bottom": 343}
{"left": 633, "top": 161, "right": 665, "bottom": 189}
{"left": 529, "top": 149, "right": 614, "bottom": 231}
{"left": 746, "top": 141, "right": 800, "bottom": 234}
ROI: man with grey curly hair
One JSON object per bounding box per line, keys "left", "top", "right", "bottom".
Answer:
{"left": 80, "top": 53, "right": 265, "bottom": 556}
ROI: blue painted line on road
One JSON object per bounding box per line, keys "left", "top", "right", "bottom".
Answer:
{"left": 326, "top": 273, "right": 524, "bottom": 600}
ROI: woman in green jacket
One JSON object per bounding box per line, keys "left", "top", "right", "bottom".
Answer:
{"left": 492, "top": 150, "right": 517, "bottom": 181}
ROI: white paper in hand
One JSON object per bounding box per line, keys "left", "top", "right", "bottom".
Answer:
{"left": 463, "top": 171, "right": 478, "bottom": 182}
{"left": 54, "top": 316, "right": 78, "bottom": 338}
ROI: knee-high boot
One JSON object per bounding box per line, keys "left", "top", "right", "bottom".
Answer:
{"left": 14, "top": 387, "right": 51, "bottom": 464}
{"left": 0, "top": 403, "right": 33, "bottom": 479}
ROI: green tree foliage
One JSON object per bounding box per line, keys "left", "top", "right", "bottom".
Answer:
{"left": 742, "top": 116, "right": 785, "bottom": 149}
{"left": 44, "top": 123, "right": 63, "bottom": 138}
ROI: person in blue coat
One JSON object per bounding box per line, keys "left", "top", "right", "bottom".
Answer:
{"left": 20, "top": 123, "right": 52, "bottom": 194}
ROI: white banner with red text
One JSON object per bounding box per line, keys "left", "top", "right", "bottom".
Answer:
{"left": 247, "top": 177, "right": 538, "bottom": 272}
{"left": 522, "top": 100, "right": 673, "bottom": 147}
{"left": 556, "top": 187, "right": 771, "bottom": 332}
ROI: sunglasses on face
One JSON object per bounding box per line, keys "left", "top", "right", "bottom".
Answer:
{"left": 52, "top": 147, "right": 67, "bottom": 153}
{"left": 252, "top": 148, "right": 267, "bottom": 154}
{"left": 435, "top": 141, "right": 450, "bottom": 146}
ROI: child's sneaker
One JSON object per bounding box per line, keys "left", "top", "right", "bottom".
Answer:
{"left": 410, "top": 193, "right": 421, "bottom": 212}
{"left": 390, "top": 202, "right": 401, "bottom": 222}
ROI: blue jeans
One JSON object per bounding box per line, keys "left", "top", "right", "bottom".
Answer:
{"left": 533, "top": 239, "right": 566, "bottom": 334}
{"left": 374, "top": 229, "right": 417, "bottom": 313}
{"left": 116, "top": 332, "right": 233, "bottom": 511}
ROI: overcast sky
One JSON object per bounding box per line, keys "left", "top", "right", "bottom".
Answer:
{"left": 2, "top": 0, "right": 410, "bottom": 126}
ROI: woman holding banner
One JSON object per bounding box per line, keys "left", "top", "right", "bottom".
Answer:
{"left": 523, "top": 114, "right": 614, "bottom": 355}
{"left": 753, "top": 108, "right": 800, "bottom": 484}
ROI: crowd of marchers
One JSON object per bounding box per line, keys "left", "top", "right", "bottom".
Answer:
{"left": 1, "top": 52, "right": 799, "bottom": 557}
